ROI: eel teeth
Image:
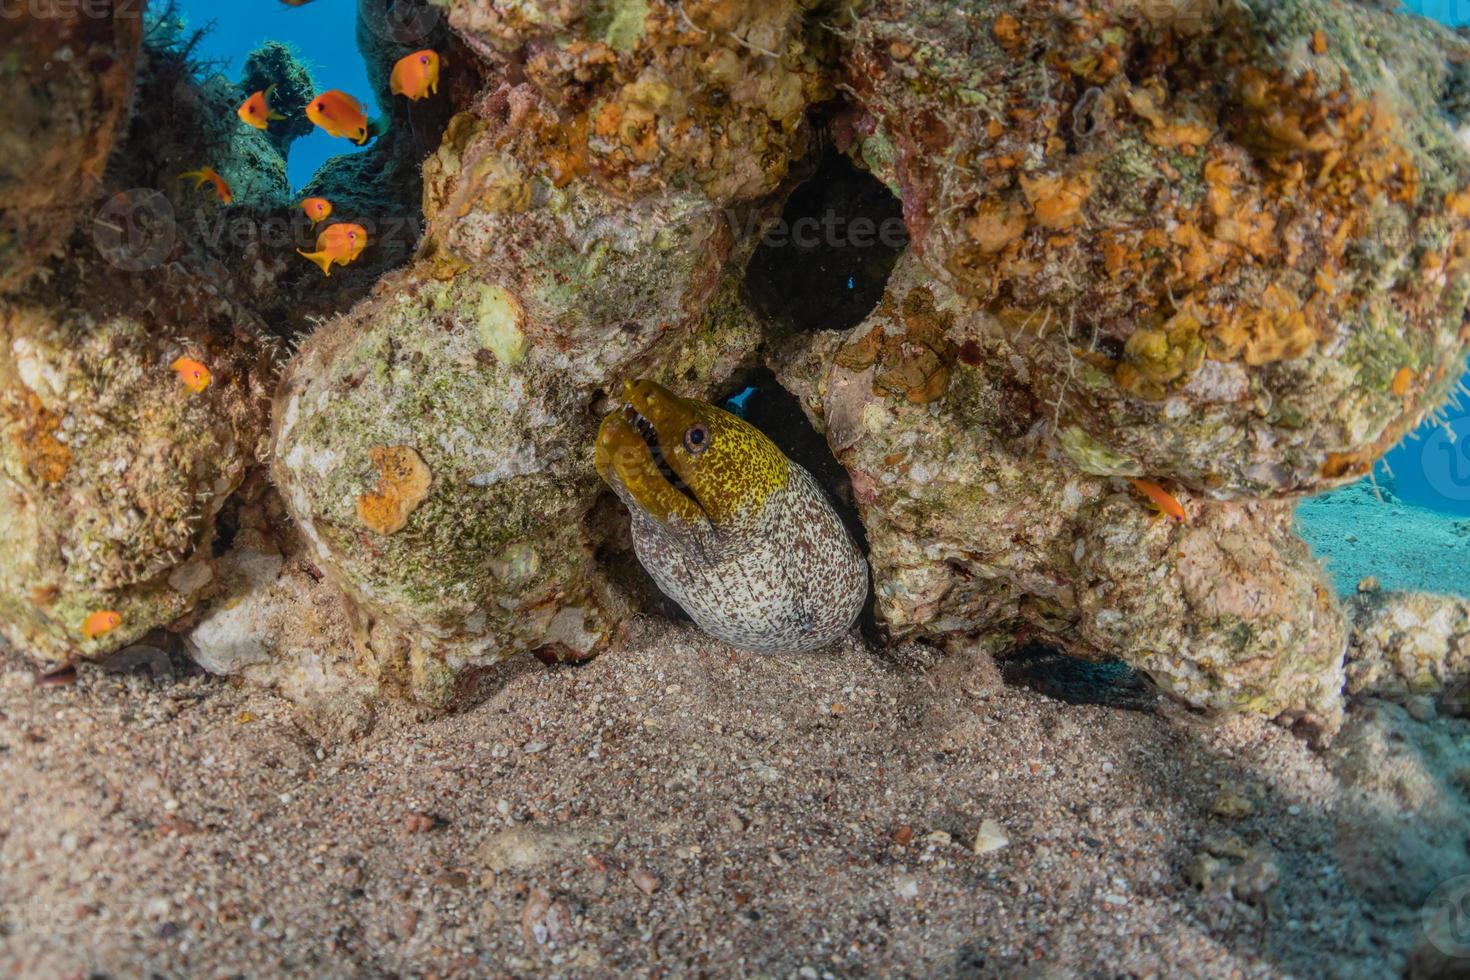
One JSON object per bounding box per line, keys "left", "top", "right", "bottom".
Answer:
{"left": 623, "top": 404, "right": 658, "bottom": 445}
{"left": 622, "top": 403, "right": 700, "bottom": 505}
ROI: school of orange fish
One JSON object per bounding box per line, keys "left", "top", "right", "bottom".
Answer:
{"left": 87, "top": 35, "right": 445, "bottom": 645}
{"left": 177, "top": 46, "right": 443, "bottom": 279}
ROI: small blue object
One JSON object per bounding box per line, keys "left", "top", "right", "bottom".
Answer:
{"left": 724, "top": 387, "right": 757, "bottom": 418}
{"left": 847, "top": 276, "right": 855, "bottom": 290}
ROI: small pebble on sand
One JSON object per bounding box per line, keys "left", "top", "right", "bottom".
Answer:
{"left": 630, "top": 866, "right": 661, "bottom": 895}
{"left": 972, "top": 819, "right": 1009, "bottom": 855}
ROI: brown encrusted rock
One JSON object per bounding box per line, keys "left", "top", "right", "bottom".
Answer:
{"left": 0, "top": 260, "right": 274, "bottom": 664}
{"left": 272, "top": 78, "right": 771, "bottom": 704}
{"left": 1345, "top": 590, "right": 1470, "bottom": 705}
{"left": 776, "top": 250, "right": 1346, "bottom": 732}
{"left": 445, "top": 0, "right": 836, "bottom": 201}
{"left": 841, "top": 0, "right": 1470, "bottom": 496}
{"left": 0, "top": 2, "right": 142, "bottom": 294}
{"left": 270, "top": 267, "right": 763, "bottom": 706}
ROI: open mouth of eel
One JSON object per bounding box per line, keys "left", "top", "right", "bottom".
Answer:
{"left": 622, "top": 402, "right": 703, "bottom": 510}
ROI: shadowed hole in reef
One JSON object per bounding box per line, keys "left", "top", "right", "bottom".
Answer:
{"left": 745, "top": 151, "right": 909, "bottom": 334}
{"left": 1000, "top": 644, "right": 1158, "bottom": 712}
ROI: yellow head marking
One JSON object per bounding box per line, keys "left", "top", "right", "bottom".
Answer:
{"left": 594, "top": 380, "right": 789, "bottom": 528}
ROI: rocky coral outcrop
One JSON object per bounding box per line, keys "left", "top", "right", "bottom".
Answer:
{"left": 270, "top": 186, "right": 761, "bottom": 704}
{"left": 1346, "top": 590, "right": 1470, "bottom": 709}
{"left": 239, "top": 41, "right": 318, "bottom": 159}
{"left": 840, "top": 0, "right": 1470, "bottom": 496}
{"left": 0, "top": 259, "right": 273, "bottom": 664}
{"left": 265, "top": 0, "right": 835, "bottom": 705}
{"left": 776, "top": 251, "right": 1346, "bottom": 731}
{"left": 447, "top": 0, "right": 836, "bottom": 201}
{"left": 0, "top": 0, "right": 143, "bottom": 294}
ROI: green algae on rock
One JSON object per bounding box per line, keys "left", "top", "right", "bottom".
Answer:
{"left": 840, "top": 0, "right": 1470, "bottom": 496}
{"left": 272, "top": 270, "right": 624, "bottom": 700}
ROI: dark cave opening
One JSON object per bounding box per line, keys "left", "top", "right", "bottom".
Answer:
{"left": 745, "top": 151, "right": 909, "bottom": 335}
{"left": 999, "top": 644, "right": 1158, "bottom": 712}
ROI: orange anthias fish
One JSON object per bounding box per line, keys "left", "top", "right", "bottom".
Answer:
{"left": 297, "top": 223, "right": 367, "bottom": 276}
{"left": 82, "top": 610, "right": 122, "bottom": 641}
{"left": 238, "top": 84, "right": 287, "bottom": 130}
{"left": 391, "top": 50, "right": 442, "bottom": 101}
{"left": 171, "top": 356, "right": 212, "bottom": 393}
{"left": 301, "top": 197, "right": 332, "bottom": 224}
{"left": 306, "top": 90, "right": 369, "bottom": 144}
{"left": 179, "top": 167, "right": 233, "bottom": 204}
{"left": 1128, "top": 478, "right": 1189, "bottom": 524}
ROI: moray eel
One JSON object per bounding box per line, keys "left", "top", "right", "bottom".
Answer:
{"left": 596, "top": 380, "right": 868, "bottom": 654}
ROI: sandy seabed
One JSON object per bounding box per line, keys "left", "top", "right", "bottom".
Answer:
{"left": 1, "top": 618, "right": 1463, "bottom": 979}
{"left": 1298, "top": 481, "right": 1470, "bottom": 598}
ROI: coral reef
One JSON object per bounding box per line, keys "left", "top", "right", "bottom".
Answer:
{"left": 0, "top": 4, "right": 437, "bottom": 667}
{"left": 446, "top": 0, "right": 837, "bottom": 201}
{"left": 775, "top": 251, "right": 1346, "bottom": 731}
{"left": 240, "top": 42, "right": 317, "bottom": 158}
{"left": 840, "top": 0, "right": 1470, "bottom": 495}
{"left": 6, "top": 0, "right": 1470, "bottom": 739}
{"left": 0, "top": 257, "right": 273, "bottom": 663}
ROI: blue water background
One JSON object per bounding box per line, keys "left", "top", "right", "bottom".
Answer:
{"left": 174, "top": 0, "right": 374, "bottom": 190}
{"left": 1407, "top": 0, "right": 1470, "bottom": 25}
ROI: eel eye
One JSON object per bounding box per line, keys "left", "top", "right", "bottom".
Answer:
{"left": 683, "top": 423, "right": 710, "bottom": 455}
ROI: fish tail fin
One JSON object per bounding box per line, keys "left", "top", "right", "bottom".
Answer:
{"left": 178, "top": 170, "right": 206, "bottom": 187}
{"left": 268, "top": 110, "right": 287, "bottom": 121}
{"left": 297, "top": 249, "right": 334, "bottom": 277}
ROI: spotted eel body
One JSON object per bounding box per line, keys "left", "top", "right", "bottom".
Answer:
{"left": 596, "top": 380, "right": 868, "bottom": 654}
